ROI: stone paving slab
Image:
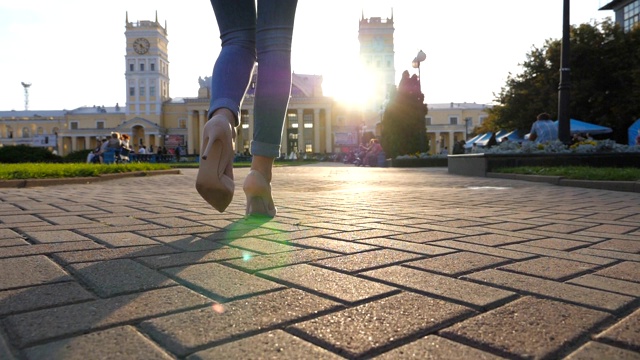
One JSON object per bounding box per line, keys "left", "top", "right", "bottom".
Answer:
{"left": 0, "top": 165, "right": 638, "bottom": 359}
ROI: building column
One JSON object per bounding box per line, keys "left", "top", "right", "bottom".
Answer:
{"left": 281, "top": 127, "right": 287, "bottom": 157}
{"left": 313, "top": 109, "right": 320, "bottom": 153}
{"left": 57, "top": 136, "right": 64, "bottom": 156}
{"left": 297, "top": 108, "right": 304, "bottom": 153}
{"left": 435, "top": 132, "right": 441, "bottom": 154}
{"left": 247, "top": 108, "right": 254, "bottom": 153}
{"left": 187, "top": 111, "right": 195, "bottom": 155}
{"left": 325, "top": 107, "right": 332, "bottom": 153}
{"left": 198, "top": 110, "right": 207, "bottom": 155}
{"left": 449, "top": 132, "right": 455, "bottom": 154}
{"left": 84, "top": 136, "right": 91, "bottom": 150}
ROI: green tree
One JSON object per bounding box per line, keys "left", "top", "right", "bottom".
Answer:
{"left": 381, "top": 75, "right": 428, "bottom": 157}
{"left": 487, "top": 19, "right": 640, "bottom": 143}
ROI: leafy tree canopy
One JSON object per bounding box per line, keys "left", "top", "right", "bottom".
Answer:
{"left": 481, "top": 19, "right": 640, "bottom": 143}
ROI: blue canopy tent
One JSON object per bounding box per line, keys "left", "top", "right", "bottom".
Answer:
{"left": 493, "top": 129, "right": 508, "bottom": 139}
{"left": 463, "top": 133, "right": 483, "bottom": 148}
{"left": 497, "top": 130, "right": 524, "bottom": 142}
{"left": 553, "top": 119, "right": 612, "bottom": 135}
{"left": 474, "top": 132, "right": 495, "bottom": 147}
{"left": 628, "top": 118, "right": 640, "bottom": 145}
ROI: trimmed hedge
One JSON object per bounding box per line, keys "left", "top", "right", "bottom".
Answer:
{"left": 0, "top": 145, "right": 62, "bottom": 164}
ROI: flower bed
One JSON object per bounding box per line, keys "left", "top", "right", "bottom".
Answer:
{"left": 448, "top": 140, "right": 640, "bottom": 177}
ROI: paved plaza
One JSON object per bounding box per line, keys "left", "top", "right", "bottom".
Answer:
{"left": 0, "top": 163, "right": 639, "bottom": 359}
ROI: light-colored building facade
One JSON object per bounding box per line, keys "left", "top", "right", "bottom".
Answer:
{"left": 0, "top": 12, "right": 491, "bottom": 158}
{"left": 425, "top": 102, "right": 490, "bottom": 154}
{"left": 359, "top": 13, "right": 396, "bottom": 131}
{"left": 0, "top": 14, "right": 356, "bottom": 157}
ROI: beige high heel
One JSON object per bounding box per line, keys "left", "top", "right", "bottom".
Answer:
{"left": 243, "top": 170, "right": 276, "bottom": 218}
{"left": 195, "top": 114, "right": 235, "bottom": 212}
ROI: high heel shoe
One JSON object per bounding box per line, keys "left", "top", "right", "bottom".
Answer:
{"left": 243, "top": 170, "right": 276, "bottom": 218}
{"left": 195, "top": 114, "right": 235, "bottom": 212}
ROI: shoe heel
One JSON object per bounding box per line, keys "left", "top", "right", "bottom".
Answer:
{"left": 195, "top": 115, "right": 235, "bottom": 212}
{"left": 243, "top": 170, "right": 276, "bottom": 218}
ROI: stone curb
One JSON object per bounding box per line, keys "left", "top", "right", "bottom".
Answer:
{"left": 487, "top": 172, "right": 640, "bottom": 193}
{"left": 0, "top": 169, "right": 181, "bottom": 189}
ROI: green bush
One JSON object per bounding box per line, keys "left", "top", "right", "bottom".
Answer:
{"left": 64, "top": 149, "right": 93, "bottom": 163}
{"left": 0, "top": 145, "right": 62, "bottom": 164}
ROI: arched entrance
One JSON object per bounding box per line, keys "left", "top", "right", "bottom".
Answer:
{"left": 132, "top": 125, "right": 145, "bottom": 151}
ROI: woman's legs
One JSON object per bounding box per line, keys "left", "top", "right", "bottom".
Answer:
{"left": 244, "top": 0, "right": 297, "bottom": 217}
{"left": 207, "top": 0, "right": 256, "bottom": 123}
{"left": 250, "top": 0, "right": 298, "bottom": 159}
{"left": 196, "top": 0, "right": 256, "bottom": 212}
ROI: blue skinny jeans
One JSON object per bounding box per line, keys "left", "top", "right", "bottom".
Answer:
{"left": 208, "top": 0, "right": 298, "bottom": 158}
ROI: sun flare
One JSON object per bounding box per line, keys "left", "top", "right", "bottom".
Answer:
{"left": 322, "top": 66, "right": 376, "bottom": 108}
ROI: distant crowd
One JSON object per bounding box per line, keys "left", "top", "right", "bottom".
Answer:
{"left": 88, "top": 132, "right": 184, "bottom": 164}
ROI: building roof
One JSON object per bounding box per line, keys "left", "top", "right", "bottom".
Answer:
{"left": 0, "top": 110, "right": 67, "bottom": 118}
{"left": 66, "top": 105, "right": 124, "bottom": 114}
{"left": 427, "top": 102, "right": 491, "bottom": 110}
{"left": 599, "top": 0, "right": 629, "bottom": 10}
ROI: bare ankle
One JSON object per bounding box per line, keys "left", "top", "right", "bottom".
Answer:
{"left": 250, "top": 155, "right": 275, "bottom": 183}
{"left": 212, "top": 109, "right": 236, "bottom": 128}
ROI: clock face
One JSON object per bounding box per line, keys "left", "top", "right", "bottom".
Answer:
{"left": 133, "top": 38, "right": 150, "bottom": 55}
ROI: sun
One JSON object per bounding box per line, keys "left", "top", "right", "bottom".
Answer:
{"left": 321, "top": 64, "right": 376, "bottom": 108}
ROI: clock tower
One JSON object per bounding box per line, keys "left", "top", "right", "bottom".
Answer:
{"left": 359, "top": 11, "right": 395, "bottom": 117}
{"left": 124, "top": 12, "right": 170, "bottom": 121}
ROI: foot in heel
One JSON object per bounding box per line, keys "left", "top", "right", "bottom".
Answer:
{"left": 195, "top": 115, "right": 235, "bottom": 212}
{"left": 243, "top": 170, "right": 276, "bottom": 218}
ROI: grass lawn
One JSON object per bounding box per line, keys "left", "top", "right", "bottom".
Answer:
{"left": 0, "top": 160, "right": 319, "bottom": 180}
{"left": 494, "top": 166, "right": 640, "bottom": 181}
{"left": 0, "top": 163, "right": 172, "bottom": 180}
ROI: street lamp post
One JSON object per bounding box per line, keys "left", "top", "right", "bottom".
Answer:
{"left": 557, "top": 0, "right": 571, "bottom": 144}
{"left": 412, "top": 50, "right": 427, "bottom": 152}
{"left": 411, "top": 50, "right": 426, "bottom": 92}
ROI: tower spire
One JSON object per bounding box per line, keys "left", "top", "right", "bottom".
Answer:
{"left": 155, "top": 10, "right": 158, "bottom": 23}
{"left": 125, "top": 11, "right": 129, "bottom": 25}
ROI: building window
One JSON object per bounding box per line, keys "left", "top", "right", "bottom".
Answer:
{"left": 464, "top": 117, "right": 473, "bottom": 126}
{"left": 305, "top": 142, "right": 313, "bottom": 153}
{"left": 140, "top": 87, "right": 145, "bottom": 96}
{"left": 425, "top": 117, "right": 432, "bottom": 126}
{"left": 149, "top": 86, "right": 156, "bottom": 96}
{"left": 96, "top": 121, "right": 105, "bottom": 129}
{"left": 150, "top": 63, "right": 155, "bottom": 71}
{"left": 449, "top": 117, "right": 458, "bottom": 125}
{"left": 129, "top": 64, "right": 134, "bottom": 72}
{"left": 387, "top": 60, "right": 391, "bottom": 67}
{"left": 129, "top": 87, "right": 135, "bottom": 96}
{"left": 70, "top": 122, "right": 78, "bottom": 130}
{"left": 479, "top": 116, "right": 487, "bottom": 125}
{"left": 303, "top": 113, "right": 313, "bottom": 128}
{"left": 178, "top": 119, "right": 186, "bottom": 129}
{"left": 288, "top": 112, "right": 298, "bottom": 128}
{"left": 624, "top": 0, "right": 640, "bottom": 32}
{"left": 37, "top": 127, "right": 44, "bottom": 135}
{"left": 241, "top": 111, "right": 250, "bottom": 129}
{"left": 140, "top": 63, "right": 145, "bottom": 71}
{"left": 22, "top": 127, "right": 30, "bottom": 138}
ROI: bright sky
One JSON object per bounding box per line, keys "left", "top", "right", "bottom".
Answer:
{"left": 0, "top": 0, "right": 613, "bottom": 111}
